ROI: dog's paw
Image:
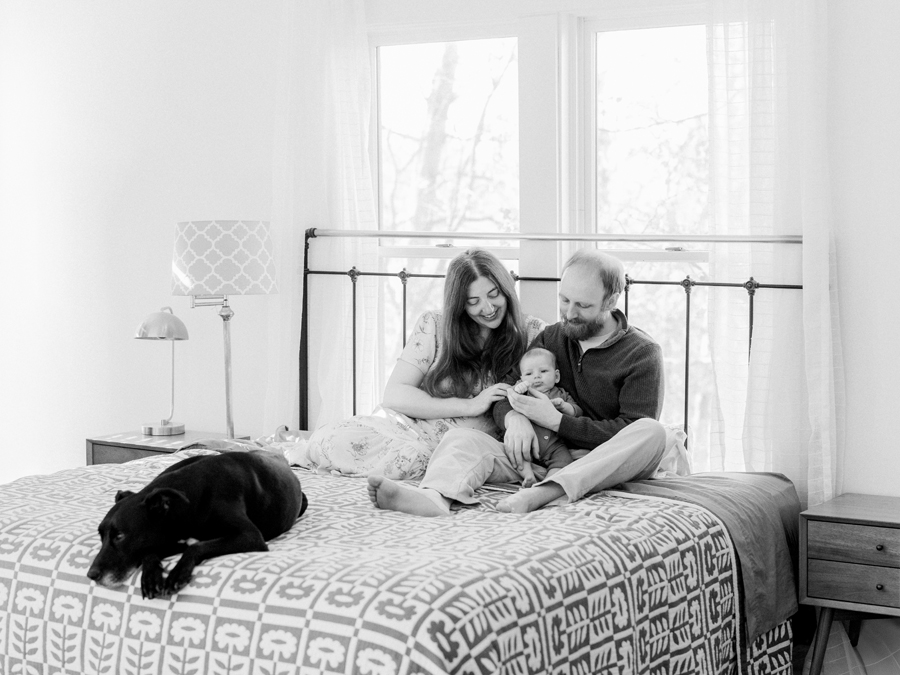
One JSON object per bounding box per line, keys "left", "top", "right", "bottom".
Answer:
{"left": 163, "top": 561, "right": 195, "bottom": 596}
{"left": 140, "top": 563, "right": 167, "bottom": 600}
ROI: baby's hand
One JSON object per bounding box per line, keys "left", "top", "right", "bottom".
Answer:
{"left": 513, "top": 381, "right": 529, "bottom": 395}
{"left": 520, "top": 461, "right": 536, "bottom": 487}
{"left": 551, "top": 398, "right": 575, "bottom": 416}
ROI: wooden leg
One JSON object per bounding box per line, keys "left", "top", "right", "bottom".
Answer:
{"left": 809, "top": 607, "right": 835, "bottom": 675}
{"left": 848, "top": 619, "right": 861, "bottom": 647}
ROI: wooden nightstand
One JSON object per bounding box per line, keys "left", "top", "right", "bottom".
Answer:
{"left": 86, "top": 430, "right": 245, "bottom": 465}
{"left": 800, "top": 493, "right": 900, "bottom": 675}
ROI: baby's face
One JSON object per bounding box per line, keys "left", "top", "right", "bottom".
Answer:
{"left": 520, "top": 356, "right": 558, "bottom": 393}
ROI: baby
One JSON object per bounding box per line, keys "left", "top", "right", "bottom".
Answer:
{"left": 512, "top": 348, "right": 584, "bottom": 487}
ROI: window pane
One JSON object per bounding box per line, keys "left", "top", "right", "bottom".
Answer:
{"left": 378, "top": 38, "right": 519, "bottom": 246}
{"left": 595, "top": 25, "right": 708, "bottom": 241}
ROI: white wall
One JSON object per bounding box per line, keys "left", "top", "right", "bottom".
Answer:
{"left": 829, "top": 0, "right": 900, "bottom": 497}
{"left": 0, "top": 2, "right": 280, "bottom": 482}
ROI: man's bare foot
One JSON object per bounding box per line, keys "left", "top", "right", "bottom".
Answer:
{"left": 367, "top": 476, "right": 451, "bottom": 517}
{"left": 497, "top": 483, "right": 567, "bottom": 514}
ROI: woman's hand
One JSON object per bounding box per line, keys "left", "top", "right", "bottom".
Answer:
{"left": 382, "top": 361, "right": 512, "bottom": 420}
{"left": 466, "top": 382, "right": 512, "bottom": 416}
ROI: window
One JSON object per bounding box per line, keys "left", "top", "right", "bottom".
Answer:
{"left": 377, "top": 38, "right": 519, "bottom": 247}
{"left": 593, "top": 25, "right": 709, "bottom": 243}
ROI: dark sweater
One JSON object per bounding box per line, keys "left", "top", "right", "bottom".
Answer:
{"left": 493, "top": 309, "right": 664, "bottom": 449}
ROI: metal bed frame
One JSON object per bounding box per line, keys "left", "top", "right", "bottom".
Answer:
{"left": 299, "top": 228, "right": 802, "bottom": 432}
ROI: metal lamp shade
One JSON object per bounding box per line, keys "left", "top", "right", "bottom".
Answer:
{"left": 135, "top": 310, "right": 189, "bottom": 341}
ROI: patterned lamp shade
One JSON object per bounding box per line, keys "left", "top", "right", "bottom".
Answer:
{"left": 171, "top": 220, "right": 278, "bottom": 296}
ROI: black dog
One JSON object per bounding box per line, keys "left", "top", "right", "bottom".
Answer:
{"left": 87, "top": 450, "right": 307, "bottom": 599}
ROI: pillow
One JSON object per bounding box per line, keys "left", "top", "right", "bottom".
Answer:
{"left": 655, "top": 424, "right": 691, "bottom": 477}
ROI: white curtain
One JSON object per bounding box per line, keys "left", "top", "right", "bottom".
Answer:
{"left": 705, "top": 0, "right": 845, "bottom": 507}
{"left": 264, "top": 0, "right": 379, "bottom": 433}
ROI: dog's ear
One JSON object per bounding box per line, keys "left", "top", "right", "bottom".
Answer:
{"left": 115, "top": 490, "right": 135, "bottom": 503}
{"left": 141, "top": 488, "right": 190, "bottom": 519}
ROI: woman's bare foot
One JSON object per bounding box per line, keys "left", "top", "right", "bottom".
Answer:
{"left": 367, "top": 475, "right": 451, "bottom": 517}
{"left": 497, "top": 482, "right": 567, "bottom": 514}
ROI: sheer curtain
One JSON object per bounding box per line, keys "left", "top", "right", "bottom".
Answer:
{"left": 264, "top": 0, "right": 379, "bottom": 433}
{"left": 705, "top": 0, "right": 844, "bottom": 508}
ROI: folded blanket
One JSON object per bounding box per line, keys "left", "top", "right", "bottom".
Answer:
{"left": 615, "top": 471, "right": 800, "bottom": 644}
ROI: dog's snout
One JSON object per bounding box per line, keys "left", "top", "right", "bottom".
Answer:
{"left": 87, "top": 566, "right": 100, "bottom": 581}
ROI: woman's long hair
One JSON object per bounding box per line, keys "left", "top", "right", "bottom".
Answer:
{"left": 423, "top": 249, "right": 527, "bottom": 398}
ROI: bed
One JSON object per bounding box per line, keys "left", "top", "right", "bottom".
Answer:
{"left": 0, "top": 446, "right": 797, "bottom": 674}
{"left": 0, "top": 231, "right": 803, "bottom": 673}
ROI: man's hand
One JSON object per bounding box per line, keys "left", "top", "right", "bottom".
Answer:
{"left": 503, "top": 412, "right": 539, "bottom": 470}
{"left": 506, "top": 387, "right": 564, "bottom": 431}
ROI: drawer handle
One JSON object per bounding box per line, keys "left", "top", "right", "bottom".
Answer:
{"left": 876, "top": 544, "right": 885, "bottom": 551}
{"left": 877, "top": 584, "right": 884, "bottom": 591}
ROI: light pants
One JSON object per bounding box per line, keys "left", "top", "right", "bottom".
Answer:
{"left": 420, "top": 418, "right": 667, "bottom": 505}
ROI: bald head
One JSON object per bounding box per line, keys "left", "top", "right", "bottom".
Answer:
{"left": 557, "top": 249, "right": 624, "bottom": 341}
{"left": 562, "top": 249, "right": 626, "bottom": 301}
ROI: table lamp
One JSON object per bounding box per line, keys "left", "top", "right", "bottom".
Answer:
{"left": 135, "top": 307, "right": 189, "bottom": 435}
{"left": 171, "top": 220, "right": 277, "bottom": 439}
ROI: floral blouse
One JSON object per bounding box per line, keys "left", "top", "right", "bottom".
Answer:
{"left": 398, "top": 310, "right": 547, "bottom": 394}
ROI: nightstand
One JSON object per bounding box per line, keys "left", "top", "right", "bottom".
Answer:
{"left": 800, "top": 493, "right": 900, "bottom": 675}
{"left": 86, "top": 430, "right": 245, "bottom": 465}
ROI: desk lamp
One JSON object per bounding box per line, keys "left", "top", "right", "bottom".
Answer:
{"left": 135, "top": 307, "right": 189, "bottom": 435}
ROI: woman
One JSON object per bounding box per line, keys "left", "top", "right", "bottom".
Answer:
{"left": 294, "top": 249, "right": 546, "bottom": 479}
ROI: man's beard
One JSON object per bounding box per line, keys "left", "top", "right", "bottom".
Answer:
{"left": 561, "top": 314, "right": 605, "bottom": 341}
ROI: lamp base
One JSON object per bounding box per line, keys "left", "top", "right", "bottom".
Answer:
{"left": 142, "top": 422, "right": 186, "bottom": 436}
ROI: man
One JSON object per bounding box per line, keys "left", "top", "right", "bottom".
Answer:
{"left": 368, "top": 248, "right": 667, "bottom": 516}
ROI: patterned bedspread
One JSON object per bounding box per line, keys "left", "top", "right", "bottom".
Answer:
{"left": 0, "top": 451, "right": 791, "bottom": 674}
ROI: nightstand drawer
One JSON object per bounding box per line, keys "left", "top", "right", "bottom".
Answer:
{"left": 86, "top": 431, "right": 243, "bottom": 465}
{"left": 808, "top": 559, "right": 900, "bottom": 609}
{"left": 91, "top": 445, "right": 169, "bottom": 465}
{"left": 808, "top": 520, "right": 900, "bottom": 567}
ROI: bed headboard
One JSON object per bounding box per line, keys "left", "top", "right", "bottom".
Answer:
{"left": 299, "top": 228, "right": 802, "bottom": 436}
